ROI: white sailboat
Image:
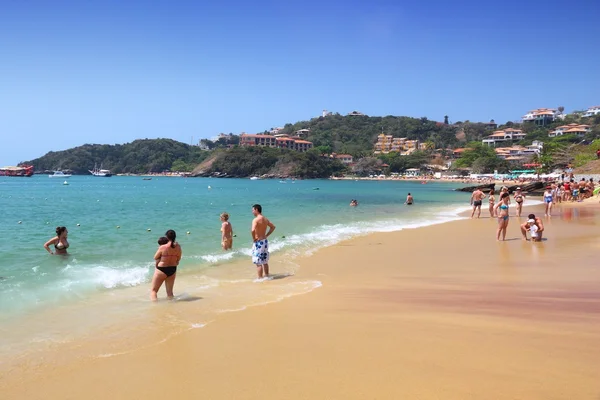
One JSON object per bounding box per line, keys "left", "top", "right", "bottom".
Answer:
{"left": 49, "top": 171, "right": 72, "bottom": 178}
{"left": 89, "top": 164, "right": 112, "bottom": 177}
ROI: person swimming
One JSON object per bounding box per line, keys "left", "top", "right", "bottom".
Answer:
{"left": 43, "top": 226, "right": 69, "bottom": 255}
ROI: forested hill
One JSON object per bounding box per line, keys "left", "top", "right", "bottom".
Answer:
{"left": 275, "top": 114, "right": 460, "bottom": 155}
{"left": 23, "top": 139, "right": 209, "bottom": 174}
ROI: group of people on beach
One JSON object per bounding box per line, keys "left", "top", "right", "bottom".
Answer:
{"left": 44, "top": 204, "right": 277, "bottom": 301}
{"left": 470, "top": 186, "right": 546, "bottom": 242}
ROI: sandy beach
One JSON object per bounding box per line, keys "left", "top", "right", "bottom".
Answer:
{"left": 3, "top": 200, "right": 600, "bottom": 399}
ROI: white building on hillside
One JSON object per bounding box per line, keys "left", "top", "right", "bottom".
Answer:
{"left": 522, "top": 108, "right": 563, "bottom": 125}
{"left": 583, "top": 106, "right": 600, "bottom": 117}
{"left": 549, "top": 124, "right": 591, "bottom": 138}
{"left": 482, "top": 128, "right": 526, "bottom": 146}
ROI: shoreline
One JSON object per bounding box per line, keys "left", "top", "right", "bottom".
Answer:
{"left": 2, "top": 200, "right": 600, "bottom": 398}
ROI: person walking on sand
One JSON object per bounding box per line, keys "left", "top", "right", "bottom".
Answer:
{"left": 488, "top": 189, "right": 496, "bottom": 217}
{"left": 151, "top": 229, "right": 182, "bottom": 301}
{"left": 251, "top": 204, "right": 276, "bottom": 279}
{"left": 43, "top": 226, "right": 70, "bottom": 255}
{"left": 494, "top": 192, "right": 510, "bottom": 241}
{"left": 513, "top": 187, "right": 525, "bottom": 217}
{"left": 470, "top": 188, "right": 486, "bottom": 218}
{"left": 405, "top": 193, "right": 414, "bottom": 205}
{"left": 520, "top": 214, "right": 545, "bottom": 241}
{"left": 220, "top": 212, "right": 233, "bottom": 250}
{"left": 543, "top": 186, "right": 554, "bottom": 216}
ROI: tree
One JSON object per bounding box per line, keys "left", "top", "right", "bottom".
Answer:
{"left": 453, "top": 142, "right": 497, "bottom": 168}
{"left": 558, "top": 106, "right": 565, "bottom": 114}
{"left": 315, "top": 145, "right": 332, "bottom": 155}
{"left": 351, "top": 157, "right": 383, "bottom": 176}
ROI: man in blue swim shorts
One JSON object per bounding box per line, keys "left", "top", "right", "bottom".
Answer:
{"left": 251, "top": 204, "right": 276, "bottom": 279}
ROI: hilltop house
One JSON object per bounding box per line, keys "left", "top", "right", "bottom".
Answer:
{"left": 482, "top": 129, "right": 526, "bottom": 146}
{"left": 294, "top": 129, "right": 311, "bottom": 137}
{"left": 332, "top": 154, "right": 353, "bottom": 164}
{"left": 374, "top": 134, "right": 418, "bottom": 155}
{"left": 548, "top": 124, "right": 591, "bottom": 138}
{"left": 522, "top": 108, "right": 563, "bottom": 126}
{"left": 347, "top": 111, "right": 367, "bottom": 116}
{"left": 240, "top": 134, "right": 313, "bottom": 152}
{"left": 583, "top": 106, "right": 600, "bottom": 118}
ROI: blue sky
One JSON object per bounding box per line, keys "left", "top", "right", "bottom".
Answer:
{"left": 1, "top": 0, "right": 599, "bottom": 164}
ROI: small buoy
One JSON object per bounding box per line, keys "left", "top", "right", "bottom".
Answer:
{"left": 282, "top": 235, "right": 286, "bottom": 238}
{"left": 63, "top": 181, "right": 69, "bottom": 185}
{"left": 186, "top": 231, "right": 190, "bottom": 235}
{"left": 97, "top": 200, "right": 100, "bottom": 202}
{"left": 147, "top": 228, "right": 151, "bottom": 232}
{"left": 18, "top": 221, "right": 22, "bottom": 224}
{"left": 233, "top": 234, "right": 237, "bottom": 237}
{"left": 208, "top": 186, "right": 212, "bottom": 189}
{"left": 76, "top": 224, "right": 80, "bottom": 227}
{"left": 116, "top": 226, "right": 120, "bottom": 229}
{"left": 46, "top": 222, "right": 49, "bottom": 225}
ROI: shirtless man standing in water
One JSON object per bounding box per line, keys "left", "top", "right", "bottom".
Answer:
{"left": 251, "top": 204, "right": 276, "bottom": 279}
{"left": 470, "top": 188, "right": 486, "bottom": 218}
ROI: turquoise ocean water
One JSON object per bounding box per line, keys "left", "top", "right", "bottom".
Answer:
{"left": 0, "top": 176, "right": 470, "bottom": 319}
{"left": 0, "top": 175, "right": 476, "bottom": 365}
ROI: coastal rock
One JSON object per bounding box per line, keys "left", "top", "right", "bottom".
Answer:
{"left": 455, "top": 183, "right": 495, "bottom": 193}
{"left": 506, "top": 181, "right": 554, "bottom": 194}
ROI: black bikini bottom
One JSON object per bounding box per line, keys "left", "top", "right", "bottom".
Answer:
{"left": 157, "top": 266, "right": 177, "bottom": 277}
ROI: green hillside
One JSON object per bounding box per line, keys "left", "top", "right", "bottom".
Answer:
{"left": 23, "top": 138, "right": 210, "bottom": 174}
{"left": 274, "top": 114, "right": 459, "bottom": 156}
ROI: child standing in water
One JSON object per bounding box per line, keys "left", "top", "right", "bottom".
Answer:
{"left": 156, "top": 237, "right": 169, "bottom": 267}
{"left": 220, "top": 212, "right": 233, "bottom": 250}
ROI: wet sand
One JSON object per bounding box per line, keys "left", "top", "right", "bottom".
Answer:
{"left": 2, "top": 202, "right": 600, "bottom": 399}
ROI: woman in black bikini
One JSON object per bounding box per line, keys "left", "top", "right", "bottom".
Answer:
{"left": 151, "top": 229, "right": 182, "bottom": 301}
{"left": 513, "top": 187, "right": 525, "bottom": 217}
{"left": 43, "top": 226, "right": 69, "bottom": 255}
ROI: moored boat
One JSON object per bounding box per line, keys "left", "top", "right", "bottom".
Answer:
{"left": 49, "top": 171, "right": 72, "bottom": 178}
{"left": 0, "top": 165, "right": 34, "bottom": 177}
{"left": 89, "top": 164, "right": 112, "bottom": 177}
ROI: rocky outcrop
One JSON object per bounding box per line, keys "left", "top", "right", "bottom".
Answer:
{"left": 455, "top": 183, "right": 495, "bottom": 193}
{"left": 505, "top": 181, "right": 553, "bottom": 194}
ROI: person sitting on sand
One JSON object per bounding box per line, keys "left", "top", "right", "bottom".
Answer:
{"left": 44, "top": 226, "right": 69, "bottom": 255}
{"left": 220, "top": 212, "right": 233, "bottom": 250}
{"left": 470, "top": 188, "right": 486, "bottom": 218}
{"left": 405, "top": 193, "right": 413, "bottom": 205}
{"left": 520, "top": 214, "right": 544, "bottom": 241}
